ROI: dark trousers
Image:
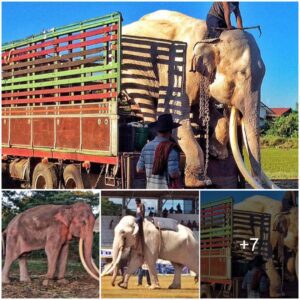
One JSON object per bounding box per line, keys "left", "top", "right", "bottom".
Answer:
{"left": 138, "top": 267, "right": 151, "bottom": 285}
{"left": 206, "top": 14, "right": 227, "bottom": 38}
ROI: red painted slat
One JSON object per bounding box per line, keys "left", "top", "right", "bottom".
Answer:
{"left": 2, "top": 92, "right": 118, "bottom": 105}
{"left": 3, "top": 35, "right": 118, "bottom": 63}
{"left": 2, "top": 147, "right": 119, "bottom": 165}
{"left": 2, "top": 25, "right": 118, "bottom": 58}
{"left": 2, "top": 83, "right": 117, "bottom": 98}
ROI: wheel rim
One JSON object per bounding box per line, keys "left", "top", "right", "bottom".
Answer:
{"left": 35, "top": 175, "right": 47, "bottom": 189}
{"left": 65, "top": 177, "right": 77, "bottom": 189}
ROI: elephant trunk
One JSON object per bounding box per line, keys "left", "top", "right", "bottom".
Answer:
{"left": 101, "top": 235, "right": 124, "bottom": 278}
{"left": 240, "top": 91, "right": 261, "bottom": 179}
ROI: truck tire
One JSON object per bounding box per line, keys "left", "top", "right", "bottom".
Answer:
{"left": 201, "top": 284, "right": 212, "bottom": 298}
{"left": 32, "top": 163, "right": 58, "bottom": 189}
{"left": 63, "top": 164, "right": 84, "bottom": 189}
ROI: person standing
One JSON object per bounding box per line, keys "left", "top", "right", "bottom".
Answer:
{"left": 137, "top": 263, "right": 151, "bottom": 287}
{"left": 206, "top": 2, "right": 243, "bottom": 38}
{"left": 242, "top": 255, "right": 270, "bottom": 298}
{"left": 136, "top": 114, "right": 181, "bottom": 189}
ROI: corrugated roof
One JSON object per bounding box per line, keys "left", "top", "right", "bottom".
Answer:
{"left": 271, "top": 108, "right": 292, "bottom": 116}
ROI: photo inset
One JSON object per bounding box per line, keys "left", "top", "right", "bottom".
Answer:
{"left": 2, "top": 191, "right": 100, "bottom": 298}
{"left": 200, "top": 191, "right": 298, "bottom": 298}
{"left": 101, "top": 190, "right": 199, "bottom": 298}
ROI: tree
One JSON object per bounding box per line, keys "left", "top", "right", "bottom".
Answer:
{"left": 266, "top": 112, "right": 298, "bottom": 138}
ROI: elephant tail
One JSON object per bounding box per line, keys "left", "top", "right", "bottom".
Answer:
{"left": 2, "top": 229, "right": 7, "bottom": 257}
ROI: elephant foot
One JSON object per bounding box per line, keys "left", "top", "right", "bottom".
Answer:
{"left": 42, "top": 279, "right": 52, "bottom": 286}
{"left": 2, "top": 277, "right": 11, "bottom": 284}
{"left": 184, "top": 168, "right": 212, "bottom": 188}
{"left": 149, "top": 283, "right": 160, "bottom": 289}
{"left": 168, "top": 283, "right": 181, "bottom": 289}
{"left": 57, "top": 278, "right": 69, "bottom": 285}
{"left": 118, "top": 282, "right": 128, "bottom": 289}
{"left": 20, "top": 277, "right": 31, "bottom": 283}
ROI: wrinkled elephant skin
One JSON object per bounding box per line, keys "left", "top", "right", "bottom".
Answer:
{"left": 2, "top": 202, "right": 97, "bottom": 284}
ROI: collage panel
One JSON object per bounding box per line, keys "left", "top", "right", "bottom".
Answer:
{"left": 1, "top": 1, "right": 298, "bottom": 191}
{"left": 2, "top": 191, "right": 100, "bottom": 298}
{"left": 200, "top": 190, "right": 298, "bottom": 298}
{"left": 100, "top": 190, "right": 199, "bottom": 298}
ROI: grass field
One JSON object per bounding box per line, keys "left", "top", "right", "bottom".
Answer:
{"left": 244, "top": 148, "right": 298, "bottom": 179}
{"left": 2, "top": 259, "right": 99, "bottom": 298}
{"left": 101, "top": 275, "right": 199, "bottom": 298}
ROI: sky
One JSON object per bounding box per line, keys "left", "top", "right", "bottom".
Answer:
{"left": 201, "top": 190, "right": 289, "bottom": 204}
{"left": 2, "top": 1, "right": 298, "bottom": 108}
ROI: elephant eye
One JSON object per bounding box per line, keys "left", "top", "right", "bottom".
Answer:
{"left": 81, "top": 220, "right": 87, "bottom": 225}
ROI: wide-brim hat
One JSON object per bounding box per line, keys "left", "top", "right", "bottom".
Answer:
{"left": 150, "top": 114, "right": 181, "bottom": 132}
{"left": 252, "top": 255, "right": 267, "bottom": 267}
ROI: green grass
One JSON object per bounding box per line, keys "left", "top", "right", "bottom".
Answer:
{"left": 260, "top": 136, "right": 298, "bottom": 149}
{"left": 244, "top": 148, "right": 298, "bottom": 179}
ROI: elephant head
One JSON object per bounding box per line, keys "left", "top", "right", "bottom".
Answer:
{"left": 101, "top": 216, "right": 140, "bottom": 286}
{"left": 193, "top": 29, "right": 274, "bottom": 188}
{"left": 54, "top": 202, "right": 99, "bottom": 279}
{"left": 273, "top": 207, "right": 298, "bottom": 252}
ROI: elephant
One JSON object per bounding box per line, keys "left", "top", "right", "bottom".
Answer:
{"left": 101, "top": 215, "right": 199, "bottom": 289}
{"left": 121, "top": 10, "right": 274, "bottom": 189}
{"left": 234, "top": 193, "right": 298, "bottom": 297}
{"left": 2, "top": 202, "right": 99, "bottom": 285}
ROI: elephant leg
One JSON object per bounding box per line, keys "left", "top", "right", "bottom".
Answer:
{"left": 265, "top": 259, "right": 283, "bottom": 297}
{"left": 19, "top": 257, "right": 31, "bottom": 282}
{"left": 147, "top": 263, "right": 160, "bottom": 289}
{"left": 2, "top": 251, "right": 19, "bottom": 284}
{"left": 176, "top": 119, "right": 211, "bottom": 187}
{"left": 56, "top": 242, "right": 69, "bottom": 284}
{"left": 118, "top": 253, "right": 143, "bottom": 289}
{"left": 209, "top": 117, "right": 229, "bottom": 160}
{"left": 169, "top": 263, "right": 182, "bottom": 289}
{"left": 43, "top": 243, "right": 61, "bottom": 286}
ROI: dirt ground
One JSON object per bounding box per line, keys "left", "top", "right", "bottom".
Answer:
{"left": 101, "top": 275, "right": 199, "bottom": 298}
{"left": 2, "top": 260, "right": 99, "bottom": 298}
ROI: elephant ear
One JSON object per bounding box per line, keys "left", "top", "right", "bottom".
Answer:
{"left": 273, "top": 213, "right": 289, "bottom": 237}
{"left": 132, "top": 222, "right": 139, "bottom": 236}
{"left": 193, "top": 39, "right": 219, "bottom": 76}
{"left": 55, "top": 207, "right": 73, "bottom": 227}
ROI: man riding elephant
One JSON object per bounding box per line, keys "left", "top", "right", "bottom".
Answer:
{"left": 122, "top": 10, "right": 273, "bottom": 189}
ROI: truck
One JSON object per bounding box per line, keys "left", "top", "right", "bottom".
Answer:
{"left": 200, "top": 197, "right": 271, "bottom": 298}
{"left": 2, "top": 12, "right": 241, "bottom": 189}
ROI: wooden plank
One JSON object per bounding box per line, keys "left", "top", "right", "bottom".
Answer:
{"left": 3, "top": 35, "right": 118, "bottom": 64}
{"left": 2, "top": 47, "right": 106, "bottom": 71}
{"left": 2, "top": 56, "right": 105, "bottom": 78}
{"left": 2, "top": 83, "right": 117, "bottom": 98}
{"left": 2, "top": 92, "right": 118, "bottom": 105}
{"left": 2, "top": 72, "right": 118, "bottom": 91}
{"left": 2, "top": 25, "right": 118, "bottom": 58}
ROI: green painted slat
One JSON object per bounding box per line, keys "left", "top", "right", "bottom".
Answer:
{"left": 2, "top": 73, "right": 118, "bottom": 91}
{"left": 201, "top": 225, "right": 232, "bottom": 235}
{"left": 2, "top": 63, "right": 118, "bottom": 84}
{"left": 2, "top": 13, "right": 121, "bottom": 51}
{"left": 201, "top": 197, "right": 233, "bottom": 209}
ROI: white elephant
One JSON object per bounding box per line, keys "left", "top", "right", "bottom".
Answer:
{"left": 234, "top": 194, "right": 298, "bottom": 297}
{"left": 101, "top": 215, "right": 199, "bottom": 289}
{"left": 121, "top": 10, "right": 273, "bottom": 189}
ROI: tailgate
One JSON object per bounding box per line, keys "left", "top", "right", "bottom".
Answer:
{"left": 2, "top": 13, "right": 122, "bottom": 160}
{"left": 201, "top": 198, "right": 233, "bottom": 282}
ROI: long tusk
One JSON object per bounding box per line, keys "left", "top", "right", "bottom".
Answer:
{"left": 101, "top": 247, "right": 123, "bottom": 277}
{"left": 229, "top": 107, "right": 263, "bottom": 189}
{"left": 92, "top": 257, "right": 99, "bottom": 273}
{"left": 241, "top": 118, "right": 279, "bottom": 189}
{"left": 79, "top": 238, "right": 99, "bottom": 281}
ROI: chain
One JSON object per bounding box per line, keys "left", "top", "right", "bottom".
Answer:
{"left": 199, "top": 74, "right": 213, "bottom": 177}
